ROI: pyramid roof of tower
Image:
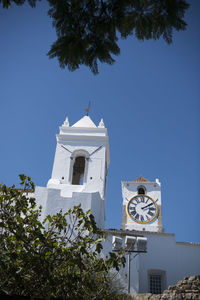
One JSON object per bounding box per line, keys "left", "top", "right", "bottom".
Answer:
{"left": 72, "top": 116, "right": 97, "bottom": 128}
{"left": 131, "top": 176, "right": 151, "bottom": 183}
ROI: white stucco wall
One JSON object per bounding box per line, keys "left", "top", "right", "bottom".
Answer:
{"left": 104, "top": 231, "right": 200, "bottom": 294}
{"left": 176, "top": 242, "right": 200, "bottom": 280}
{"left": 138, "top": 233, "right": 177, "bottom": 292}
{"left": 139, "top": 233, "right": 200, "bottom": 293}
{"left": 35, "top": 186, "right": 105, "bottom": 228}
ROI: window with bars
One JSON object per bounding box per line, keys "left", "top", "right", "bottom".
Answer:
{"left": 149, "top": 274, "right": 162, "bottom": 294}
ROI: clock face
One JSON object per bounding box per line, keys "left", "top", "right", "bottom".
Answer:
{"left": 127, "top": 195, "right": 158, "bottom": 224}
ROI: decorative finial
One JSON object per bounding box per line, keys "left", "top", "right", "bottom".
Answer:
{"left": 98, "top": 118, "right": 105, "bottom": 128}
{"left": 84, "top": 101, "right": 91, "bottom": 116}
{"left": 63, "top": 116, "right": 69, "bottom": 126}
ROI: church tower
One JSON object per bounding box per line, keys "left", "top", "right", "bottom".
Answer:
{"left": 35, "top": 115, "right": 109, "bottom": 228}
{"left": 121, "top": 176, "right": 163, "bottom": 232}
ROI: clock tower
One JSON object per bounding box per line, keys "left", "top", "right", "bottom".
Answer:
{"left": 35, "top": 115, "right": 109, "bottom": 229}
{"left": 121, "top": 176, "right": 163, "bottom": 232}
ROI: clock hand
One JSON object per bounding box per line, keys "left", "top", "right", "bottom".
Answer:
{"left": 141, "top": 203, "right": 154, "bottom": 210}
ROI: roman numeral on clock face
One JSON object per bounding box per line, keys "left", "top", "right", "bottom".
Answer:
{"left": 129, "top": 206, "right": 136, "bottom": 210}
{"left": 147, "top": 211, "right": 154, "bottom": 217}
{"left": 131, "top": 210, "right": 136, "bottom": 216}
{"left": 146, "top": 215, "right": 150, "bottom": 221}
{"left": 135, "top": 213, "right": 139, "bottom": 220}
{"left": 140, "top": 215, "right": 144, "bottom": 222}
{"left": 140, "top": 196, "right": 145, "bottom": 203}
{"left": 149, "top": 207, "right": 155, "bottom": 211}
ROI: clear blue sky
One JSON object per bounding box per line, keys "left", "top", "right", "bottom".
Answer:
{"left": 0, "top": 1, "right": 199, "bottom": 243}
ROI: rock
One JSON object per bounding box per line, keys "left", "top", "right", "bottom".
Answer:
{"left": 149, "top": 295, "right": 161, "bottom": 300}
{"left": 185, "top": 293, "right": 192, "bottom": 300}
{"left": 188, "top": 276, "right": 196, "bottom": 281}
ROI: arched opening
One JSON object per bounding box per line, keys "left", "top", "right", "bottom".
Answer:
{"left": 72, "top": 156, "right": 85, "bottom": 185}
{"left": 138, "top": 186, "right": 145, "bottom": 195}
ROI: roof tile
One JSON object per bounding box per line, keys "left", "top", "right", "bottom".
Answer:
{"left": 132, "top": 176, "right": 151, "bottom": 183}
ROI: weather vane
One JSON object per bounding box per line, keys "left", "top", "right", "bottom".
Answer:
{"left": 85, "top": 101, "right": 91, "bottom": 116}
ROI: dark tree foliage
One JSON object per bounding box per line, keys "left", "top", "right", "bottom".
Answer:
{"left": 0, "top": 0, "right": 40, "bottom": 8}
{"left": 1, "top": 0, "right": 189, "bottom": 74}
{"left": 0, "top": 175, "right": 126, "bottom": 299}
{"left": 47, "top": 0, "right": 189, "bottom": 74}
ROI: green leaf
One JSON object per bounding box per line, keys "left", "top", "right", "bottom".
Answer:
{"left": 0, "top": 175, "right": 126, "bottom": 299}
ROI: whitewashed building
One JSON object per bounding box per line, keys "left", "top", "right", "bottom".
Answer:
{"left": 35, "top": 115, "right": 200, "bottom": 294}
{"left": 104, "top": 175, "right": 200, "bottom": 293}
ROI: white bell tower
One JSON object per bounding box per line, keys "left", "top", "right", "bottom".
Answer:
{"left": 121, "top": 176, "right": 163, "bottom": 232}
{"left": 35, "top": 115, "right": 109, "bottom": 228}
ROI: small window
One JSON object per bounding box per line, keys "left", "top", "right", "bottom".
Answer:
{"left": 149, "top": 275, "right": 162, "bottom": 294}
{"left": 138, "top": 186, "right": 145, "bottom": 195}
{"left": 148, "top": 270, "right": 166, "bottom": 294}
{"left": 72, "top": 156, "right": 85, "bottom": 185}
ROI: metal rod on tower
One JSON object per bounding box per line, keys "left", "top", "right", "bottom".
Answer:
{"left": 112, "top": 235, "right": 147, "bottom": 294}
{"left": 128, "top": 253, "right": 131, "bottom": 293}
{"left": 85, "top": 101, "right": 91, "bottom": 116}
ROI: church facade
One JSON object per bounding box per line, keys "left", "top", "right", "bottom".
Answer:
{"left": 35, "top": 115, "right": 200, "bottom": 294}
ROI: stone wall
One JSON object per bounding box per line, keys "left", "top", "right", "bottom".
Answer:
{"left": 122, "top": 276, "right": 200, "bottom": 300}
